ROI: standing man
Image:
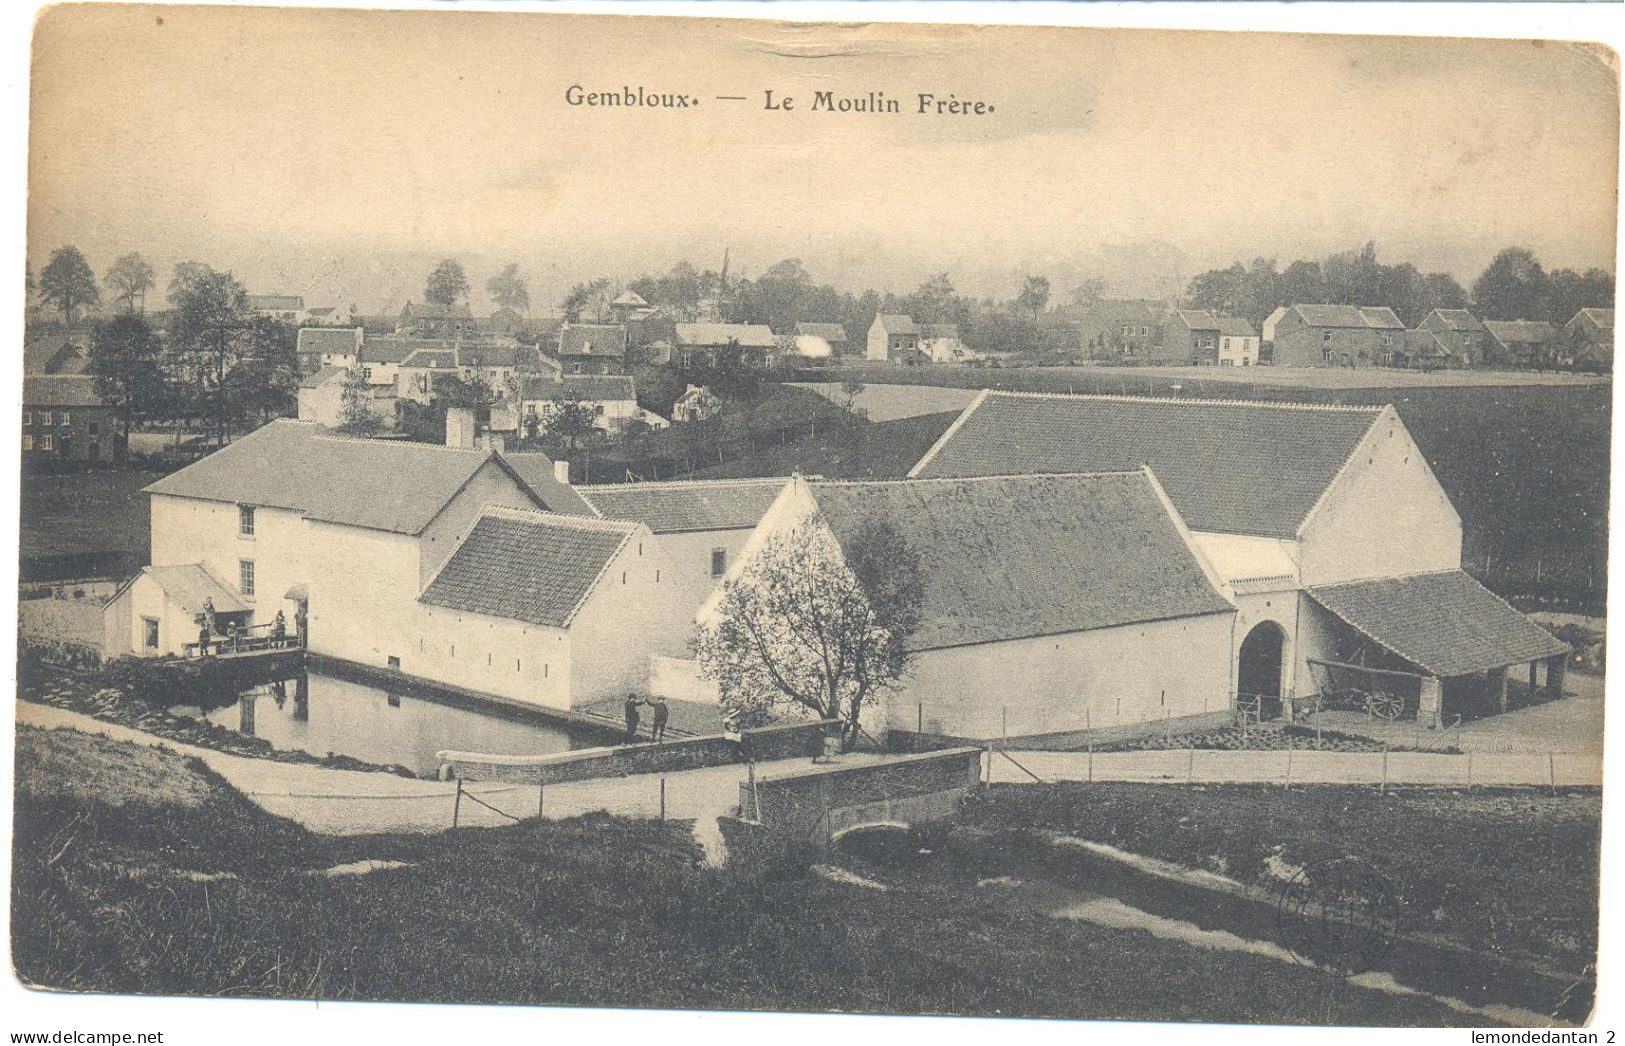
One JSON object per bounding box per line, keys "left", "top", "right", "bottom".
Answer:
{"left": 650, "top": 697, "right": 670, "bottom": 743}
{"left": 623, "top": 693, "right": 644, "bottom": 742}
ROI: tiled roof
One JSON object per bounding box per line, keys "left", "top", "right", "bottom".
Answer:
{"left": 1425, "top": 308, "right": 1484, "bottom": 333}
{"left": 579, "top": 478, "right": 790, "bottom": 533}
{"left": 1308, "top": 570, "right": 1567, "bottom": 677}
{"left": 366, "top": 337, "right": 452, "bottom": 365}
{"left": 403, "top": 302, "right": 472, "bottom": 320}
{"left": 499, "top": 453, "right": 597, "bottom": 516}
{"left": 400, "top": 347, "right": 458, "bottom": 370}
{"left": 520, "top": 374, "right": 636, "bottom": 402}
{"left": 24, "top": 334, "right": 90, "bottom": 375}
{"left": 247, "top": 295, "right": 303, "bottom": 311}
{"left": 1214, "top": 315, "right": 1257, "bottom": 338}
{"left": 299, "top": 366, "right": 348, "bottom": 389}
{"left": 139, "top": 564, "right": 250, "bottom": 617}
{"left": 296, "top": 328, "right": 361, "bottom": 357}
{"left": 909, "top": 391, "right": 1383, "bottom": 539}
{"left": 796, "top": 323, "right": 848, "bottom": 342}
{"left": 1578, "top": 307, "right": 1614, "bottom": 330}
{"left": 674, "top": 323, "right": 778, "bottom": 348}
{"left": 1403, "top": 330, "right": 1451, "bottom": 356}
{"left": 145, "top": 420, "right": 548, "bottom": 535}
{"left": 872, "top": 314, "right": 919, "bottom": 336}
{"left": 456, "top": 343, "right": 525, "bottom": 368}
{"left": 809, "top": 472, "right": 1232, "bottom": 651}
{"left": 1174, "top": 309, "right": 1219, "bottom": 331}
{"left": 419, "top": 510, "right": 637, "bottom": 628}
{"left": 611, "top": 290, "right": 649, "bottom": 307}
{"left": 1291, "top": 304, "right": 1403, "bottom": 330}
{"left": 1483, "top": 320, "right": 1557, "bottom": 345}
{"left": 22, "top": 374, "right": 109, "bottom": 408}
{"left": 559, "top": 324, "right": 628, "bottom": 358}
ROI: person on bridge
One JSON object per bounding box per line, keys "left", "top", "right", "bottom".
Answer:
{"left": 272, "top": 610, "right": 287, "bottom": 645}
{"left": 196, "top": 623, "right": 211, "bottom": 658}
{"left": 650, "top": 697, "right": 670, "bottom": 742}
{"left": 624, "top": 693, "right": 645, "bottom": 742}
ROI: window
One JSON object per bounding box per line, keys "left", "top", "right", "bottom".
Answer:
{"left": 239, "top": 505, "right": 256, "bottom": 537}
{"left": 142, "top": 617, "right": 160, "bottom": 651}
{"left": 1121, "top": 325, "right": 1131, "bottom": 336}
{"left": 711, "top": 547, "right": 727, "bottom": 577}
{"left": 363, "top": 367, "right": 373, "bottom": 381}
{"left": 40, "top": 412, "right": 52, "bottom": 427}
{"left": 239, "top": 559, "right": 255, "bottom": 597}
{"left": 88, "top": 421, "right": 99, "bottom": 436}
{"left": 1322, "top": 331, "right": 1332, "bottom": 343}
{"left": 21, "top": 411, "right": 30, "bottom": 426}
{"left": 60, "top": 412, "right": 70, "bottom": 427}
{"left": 1140, "top": 326, "right": 1149, "bottom": 337}
{"left": 40, "top": 435, "right": 53, "bottom": 451}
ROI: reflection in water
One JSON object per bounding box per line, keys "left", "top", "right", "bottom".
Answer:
{"left": 197, "top": 671, "right": 585, "bottom": 776}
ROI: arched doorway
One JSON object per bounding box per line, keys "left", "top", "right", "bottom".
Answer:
{"left": 1238, "top": 621, "right": 1287, "bottom": 719}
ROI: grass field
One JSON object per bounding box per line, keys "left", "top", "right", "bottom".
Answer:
{"left": 18, "top": 467, "right": 161, "bottom": 580}
{"left": 960, "top": 782, "right": 1601, "bottom": 974}
{"left": 12, "top": 725, "right": 1494, "bottom": 1024}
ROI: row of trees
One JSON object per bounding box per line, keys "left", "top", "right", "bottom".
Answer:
{"left": 28, "top": 246, "right": 160, "bottom": 325}
{"left": 66, "top": 251, "right": 300, "bottom": 452}
{"left": 1181, "top": 243, "right": 1614, "bottom": 330}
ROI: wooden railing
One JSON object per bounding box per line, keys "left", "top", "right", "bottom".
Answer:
{"left": 183, "top": 621, "right": 304, "bottom": 659}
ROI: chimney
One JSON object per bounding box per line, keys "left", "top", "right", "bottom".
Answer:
{"left": 445, "top": 407, "right": 476, "bottom": 450}
{"left": 477, "top": 430, "right": 507, "bottom": 454}
{"left": 554, "top": 459, "right": 571, "bottom": 485}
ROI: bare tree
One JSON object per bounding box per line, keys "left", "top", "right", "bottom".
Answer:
{"left": 104, "top": 252, "right": 156, "bottom": 313}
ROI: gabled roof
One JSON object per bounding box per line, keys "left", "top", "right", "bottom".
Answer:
{"left": 456, "top": 342, "right": 526, "bottom": 368}
{"left": 365, "top": 336, "right": 452, "bottom": 365}
{"left": 419, "top": 509, "right": 638, "bottom": 628}
{"left": 247, "top": 294, "right": 303, "bottom": 311}
{"left": 1573, "top": 307, "right": 1614, "bottom": 331}
{"left": 1423, "top": 308, "right": 1484, "bottom": 333}
{"left": 144, "top": 420, "right": 554, "bottom": 535}
{"left": 402, "top": 302, "right": 472, "bottom": 320}
{"left": 1308, "top": 570, "right": 1567, "bottom": 677}
{"left": 872, "top": 314, "right": 919, "bottom": 336}
{"left": 796, "top": 322, "right": 848, "bottom": 342}
{"left": 611, "top": 290, "right": 649, "bottom": 307}
{"left": 909, "top": 391, "right": 1384, "bottom": 539}
{"left": 808, "top": 472, "right": 1232, "bottom": 651}
{"left": 23, "top": 334, "right": 90, "bottom": 375}
{"left": 296, "top": 327, "right": 362, "bottom": 357}
{"left": 1482, "top": 320, "right": 1557, "bottom": 345}
{"left": 498, "top": 453, "right": 596, "bottom": 516}
{"left": 22, "top": 374, "right": 109, "bottom": 408}
{"left": 559, "top": 324, "right": 628, "bottom": 358}
{"left": 1290, "top": 304, "right": 1404, "bottom": 330}
{"left": 400, "top": 346, "right": 459, "bottom": 370}
{"left": 1174, "top": 309, "right": 1219, "bottom": 332}
{"left": 519, "top": 374, "right": 637, "bottom": 402}
{"left": 142, "top": 564, "right": 251, "bottom": 617}
{"left": 299, "top": 365, "right": 348, "bottom": 389}
{"left": 1402, "top": 330, "right": 1452, "bottom": 357}
{"left": 674, "top": 323, "right": 778, "bottom": 349}
{"left": 579, "top": 478, "right": 791, "bottom": 534}
{"left": 1214, "top": 315, "right": 1257, "bottom": 338}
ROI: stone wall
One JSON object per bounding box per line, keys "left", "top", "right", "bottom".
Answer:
{"left": 739, "top": 747, "right": 983, "bottom": 836}
{"left": 439, "top": 719, "right": 835, "bottom": 784}
{"left": 888, "top": 708, "right": 1236, "bottom": 752}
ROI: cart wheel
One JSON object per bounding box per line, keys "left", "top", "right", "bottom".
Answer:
{"left": 1369, "top": 691, "right": 1403, "bottom": 721}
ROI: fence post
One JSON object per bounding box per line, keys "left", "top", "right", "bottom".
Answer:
{"left": 1466, "top": 753, "right": 1473, "bottom": 792}
{"left": 538, "top": 784, "right": 545, "bottom": 819}
{"left": 1187, "top": 747, "right": 1195, "bottom": 787}
{"left": 660, "top": 776, "right": 667, "bottom": 820}
{"left": 1381, "top": 747, "right": 1389, "bottom": 794}
{"left": 453, "top": 777, "right": 464, "bottom": 828}
{"left": 1284, "top": 749, "right": 1292, "bottom": 791}
{"left": 918, "top": 702, "right": 923, "bottom": 735}
{"left": 1549, "top": 753, "right": 1557, "bottom": 794}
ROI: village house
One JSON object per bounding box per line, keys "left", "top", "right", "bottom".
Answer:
{"left": 1260, "top": 306, "right": 1289, "bottom": 348}
{"left": 557, "top": 323, "right": 628, "bottom": 375}
{"left": 296, "top": 367, "right": 395, "bottom": 429}
{"left": 396, "top": 344, "right": 460, "bottom": 404}
{"left": 295, "top": 327, "right": 364, "bottom": 374}
{"left": 794, "top": 323, "right": 848, "bottom": 358}
{"left": 1163, "top": 311, "right": 1258, "bottom": 366}
{"left": 518, "top": 374, "right": 661, "bottom": 436}
{"left": 1271, "top": 305, "right": 1407, "bottom": 368}
{"left": 1072, "top": 300, "right": 1165, "bottom": 361}
{"left": 674, "top": 323, "right": 779, "bottom": 368}
{"left": 23, "top": 331, "right": 91, "bottom": 375}
{"left": 22, "top": 375, "right": 121, "bottom": 463}
{"left": 246, "top": 294, "right": 305, "bottom": 323}
{"left": 902, "top": 390, "right": 1566, "bottom": 738}
{"left": 1563, "top": 307, "right": 1613, "bottom": 370}
{"left": 302, "top": 305, "right": 352, "bottom": 327}
{"left": 399, "top": 301, "right": 479, "bottom": 339}
{"left": 1417, "top": 308, "right": 1488, "bottom": 366}
{"left": 700, "top": 470, "right": 1236, "bottom": 741}
{"left": 608, "top": 290, "right": 656, "bottom": 324}
{"left": 672, "top": 384, "right": 722, "bottom": 423}
{"left": 919, "top": 323, "right": 977, "bottom": 364}
{"left": 107, "top": 419, "right": 591, "bottom": 676}
{"left": 866, "top": 314, "right": 920, "bottom": 362}
{"left": 1482, "top": 320, "right": 1559, "bottom": 368}
{"left": 1394, "top": 329, "right": 1458, "bottom": 370}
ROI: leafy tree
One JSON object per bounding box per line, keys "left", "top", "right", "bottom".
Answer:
{"left": 104, "top": 252, "right": 156, "bottom": 313}
{"left": 1017, "top": 275, "right": 1051, "bottom": 321}
{"left": 88, "top": 313, "right": 163, "bottom": 455}
{"left": 167, "top": 264, "right": 296, "bottom": 444}
{"left": 1070, "top": 277, "right": 1107, "bottom": 308}
{"left": 1472, "top": 247, "right": 1552, "bottom": 321}
{"left": 486, "top": 263, "right": 530, "bottom": 313}
{"left": 425, "top": 259, "right": 470, "bottom": 308}
{"left": 1548, "top": 267, "right": 1614, "bottom": 326}
{"left": 544, "top": 395, "right": 601, "bottom": 449}
{"left": 840, "top": 379, "right": 866, "bottom": 414}
{"left": 337, "top": 369, "right": 383, "bottom": 435}
{"left": 38, "top": 246, "right": 99, "bottom": 324}
{"left": 907, "top": 273, "right": 961, "bottom": 325}
{"left": 695, "top": 510, "right": 923, "bottom": 749}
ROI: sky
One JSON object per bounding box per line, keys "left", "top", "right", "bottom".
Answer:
{"left": 26, "top": 5, "right": 1622, "bottom": 315}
